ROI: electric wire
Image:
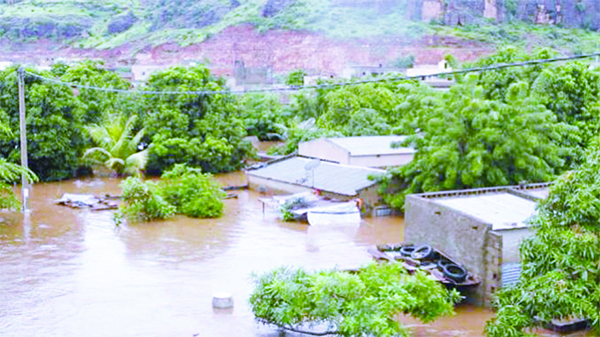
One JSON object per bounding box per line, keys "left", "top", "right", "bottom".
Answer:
{"left": 23, "top": 51, "right": 600, "bottom": 96}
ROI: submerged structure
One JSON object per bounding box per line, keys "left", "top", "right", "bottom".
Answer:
{"left": 404, "top": 183, "right": 550, "bottom": 308}
{"left": 245, "top": 155, "right": 385, "bottom": 212}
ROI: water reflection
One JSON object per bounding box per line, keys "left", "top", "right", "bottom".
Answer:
{"left": 0, "top": 173, "right": 592, "bottom": 336}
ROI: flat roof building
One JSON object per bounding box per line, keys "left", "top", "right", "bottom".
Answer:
{"left": 405, "top": 183, "right": 551, "bottom": 308}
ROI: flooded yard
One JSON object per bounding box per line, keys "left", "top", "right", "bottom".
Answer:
{"left": 0, "top": 173, "right": 592, "bottom": 336}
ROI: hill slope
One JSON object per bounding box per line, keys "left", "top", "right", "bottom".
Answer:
{"left": 1, "top": 0, "right": 600, "bottom": 52}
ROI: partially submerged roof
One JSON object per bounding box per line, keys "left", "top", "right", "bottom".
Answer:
{"left": 433, "top": 192, "right": 538, "bottom": 231}
{"left": 325, "top": 136, "right": 415, "bottom": 156}
{"left": 411, "top": 183, "right": 552, "bottom": 231}
{"left": 246, "top": 156, "right": 384, "bottom": 196}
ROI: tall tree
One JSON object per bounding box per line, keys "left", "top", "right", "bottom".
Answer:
{"left": 377, "top": 74, "right": 576, "bottom": 209}
{"left": 485, "top": 138, "right": 600, "bottom": 336}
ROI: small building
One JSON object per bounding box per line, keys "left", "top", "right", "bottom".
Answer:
{"left": 406, "top": 60, "right": 454, "bottom": 88}
{"left": 245, "top": 156, "right": 386, "bottom": 211}
{"left": 343, "top": 65, "right": 405, "bottom": 79}
{"left": 404, "top": 183, "right": 551, "bottom": 308}
{"left": 298, "top": 136, "right": 415, "bottom": 168}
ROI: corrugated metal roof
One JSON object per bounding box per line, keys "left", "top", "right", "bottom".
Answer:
{"left": 326, "top": 136, "right": 415, "bottom": 156}
{"left": 246, "top": 156, "right": 384, "bottom": 196}
{"left": 433, "top": 192, "right": 538, "bottom": 231}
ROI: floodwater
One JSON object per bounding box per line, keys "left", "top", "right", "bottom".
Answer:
{"left": 0, "top": 173, "right": 593, "bottom": 337}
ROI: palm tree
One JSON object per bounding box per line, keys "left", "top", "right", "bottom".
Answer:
{"left": 83, "top": 114, "right": 148, "bottom": 177}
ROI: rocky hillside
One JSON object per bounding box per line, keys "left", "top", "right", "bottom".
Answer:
{"left": 1, "top": 0, "right": 600, "bottom": 75}
{"left": 1, "top": 0, "right": 599, "bottom": 48}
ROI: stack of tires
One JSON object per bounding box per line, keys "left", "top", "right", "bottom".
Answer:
{"left": 381, "top": 244, "right": 468, "bottom": 283}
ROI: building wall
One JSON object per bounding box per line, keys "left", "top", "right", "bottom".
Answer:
{"left": 298, "top": 139, "right": 350, "bottom": 164}
{"left": 497, "top": 228, "right": 533, "bottom": 264}
{"left": 405, "top": 195, "right": 492, "bottom": 306}
{"left": 483, "top": 231, "right": 502, "bottom": 308}
{"left": 349, "top": 153, "right": 414, "bottom": 168}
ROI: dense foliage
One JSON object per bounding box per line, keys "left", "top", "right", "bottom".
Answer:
{"left": 118, "top": 177, "right": 175, "bottom": 222}
{"left": 159, "top": 164, "right": 226, "bottom": 218}
{"left": 377, "top": 74, "right": 576, "bottom": 209}
{"left": 238, "top": 92, "right": 285, "bottom": 141}
{"left": 0, "top": 67, "right": 88, "bottom": 181}
{"left": 142, "top": 65, "right": 253, "bottom": 174}
{"left": 485, "top": 139, "right": 600, "bottom": 336}
{"left": 250, "top": 262, "right": 461, "bottom": 337}
{"left": 0, "top": 122, "right": 38, "bottom": 210}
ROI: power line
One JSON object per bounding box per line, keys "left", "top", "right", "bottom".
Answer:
{"left": 24, "top": 51, "right": 600, "bottom": 96}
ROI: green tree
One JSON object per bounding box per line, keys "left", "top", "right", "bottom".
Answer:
{"left": 141, "top": 65, "right": 253, "bottom": 174}
{"left": 83, "top": 114, "right": 148, "bottom": 177}
{"left": 250, "top": 262, "right": 461, "bottom": 337}
{"left": 0, "top": 122, "right": 38, "bottom": 210}
{"left": 378, "top": 75, "right": 576, "bottom": 209}
{"left": 285, "top": 69, "right": 306, "bottom": 86}
{"left": 60, "top": 60, "right": 135, "bottom": 124}
{"left": 118, "top": 177, "right": 175, "bottom": 222}
{"left": 159, "top": 164, "right": 226, "bottom": 218}
{"left": 485, "top": 139, "right": 600, "bottom": 337}
{"left": 239, "top": 92, "right": 286, "bottom": 140}
{"left": 0, "top": 67, "right": 87, "bottom": 181}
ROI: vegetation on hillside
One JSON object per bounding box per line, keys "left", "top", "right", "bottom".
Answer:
{"left": 1, "top": 0, "right": 600, "bottom": 53}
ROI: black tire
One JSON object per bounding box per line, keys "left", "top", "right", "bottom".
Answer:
{"left": 410, "top": 244, "right": 434, "bottom": 260}
{"left": 437, "top": 259, "right": 452, "bottom": 270}
{"left": 443, "top": 263, "right": 467, "bottom": 283}
{"left": 399, "top": 246, "right": 415, "bottom": 257}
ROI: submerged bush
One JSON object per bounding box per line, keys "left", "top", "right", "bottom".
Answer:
{"left": 159, "top": 164, "right": 226, "bottom": 218}
{"left": 119, "top": 177, "right": 175, "bottom": 222}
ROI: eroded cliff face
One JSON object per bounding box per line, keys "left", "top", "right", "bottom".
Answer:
{"left": 335, "top": 0, "right": 600, "bottom": 30}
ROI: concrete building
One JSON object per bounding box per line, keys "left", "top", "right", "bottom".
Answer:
{"left": 298, "top": 136, "right": 415, "bottom": 168}
{"left": 246, "top": 156, "right": 385, "bottom": 211}
{"left": 406, "top": 59, "right": 455, "bottom": 88}
{"left": 404, "top": 183, "right": 551, "bottom": 308}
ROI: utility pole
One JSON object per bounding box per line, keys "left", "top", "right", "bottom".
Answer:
{"left": 17, "top": 67, "right": 29, "bottom": 212}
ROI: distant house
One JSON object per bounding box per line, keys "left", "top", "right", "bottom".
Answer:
{"left": 343, "top": 65, "right": 405, "bottom": 79}
{"left": 298, "top": 136, "right": 415, "bottom": 168}
{"left": 405, "top": 183, "right": 551, "bottom": 308}
{"left": 245, "top": 156, "right": 386, "bottom": 210}
{"left": 406, "top": 59, "right": 454, "bottom": 88}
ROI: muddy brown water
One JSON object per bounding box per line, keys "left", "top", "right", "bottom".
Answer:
{"left": 0, "top": 173, "right": 594, "bottom": 337}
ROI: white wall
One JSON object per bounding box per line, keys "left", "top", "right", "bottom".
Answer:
{"left": 349, "top": 153, "right": 414, "bottom": 168}
{"left": 498, "top": 227, "right": 534, "bottom": 264}
{"left": 298, "top": 139, "right": 349, "bottom": 164}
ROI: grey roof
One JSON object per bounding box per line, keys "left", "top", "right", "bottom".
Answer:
{"left": 246, "top": 156, "right": 384, "bottom": 196}
{"left": 326, "top": 136, "right": 415, "bottom": 156}
{"left": 433, "top": 192, "right": 538, "bottom": 231}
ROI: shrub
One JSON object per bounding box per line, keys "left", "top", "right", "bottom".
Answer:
{"left": 159, "top": 164, "right": 226, "bottom": 218}
{"left": 119, "top": 177, "right": 175, "bottom": 222}
{"left": 250, "top": 263, "right": 461, "bottom": 337}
